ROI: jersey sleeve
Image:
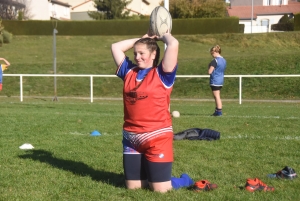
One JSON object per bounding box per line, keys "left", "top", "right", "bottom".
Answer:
{"left": 115, "top": 57, "right": 136, "bottom": 80}
{"left": 157, "top": 62, "right": 178, "bottom": 88}
{"left": 208, "top": 59, "right": 217, "bottom": 68}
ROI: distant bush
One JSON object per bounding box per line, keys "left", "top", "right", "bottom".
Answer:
{"left": 2, "top": 18, "right": 239, "bottom": 35}
{"left": 0, "top": 18, "right": 12, "bottom": 45}
{"left": 0, "top": 18, "right": 3, "bottom": 45}
{"left": 271, "top": 14, "right": 294, "bottom": 31}
{"left": 295, "top": 12, "right": 300, "bottom": 31}
{"left": 2, "top": 30, "right": 12, "bottom": 43}
{"left": 239, "top": 24, "right": 245, "bottom": 33}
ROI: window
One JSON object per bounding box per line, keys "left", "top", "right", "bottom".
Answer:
{"left": 263, "top": 0, "right": 271, "bottom": 6}
{"left": 273, "top": 0, "right": 281, "bottom": 5}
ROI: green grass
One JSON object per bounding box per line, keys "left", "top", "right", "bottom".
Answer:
{"left": 0, "top": 99, "right": 299, "bottom": 200}
{"left": 1, "top": 32, "right": 300, "bottom": 99}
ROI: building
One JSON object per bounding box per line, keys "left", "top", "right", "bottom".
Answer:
{"left": 64, "top": 0, "right": 162, "bottom": 21}
{"left": 125, "top": 0, "right": 162, "bottom": 16}
{"left": 20, "top": 0, "right": 71, "bottom": 20}
{"left": 230, "top": 0, "right": 288, "bottom": 6}
{"left": 64, "top": 0, "right": 97, "bottom": 20}
{"left": 227, "top": 0, "right": 300, "bottom": 33}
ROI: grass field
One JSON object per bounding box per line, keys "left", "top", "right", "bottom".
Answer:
{"left": 1, "top": 31, "right": 300, "bottom": 200}
{"left": 1, "top": 99, "right": 299, "bottom": 201}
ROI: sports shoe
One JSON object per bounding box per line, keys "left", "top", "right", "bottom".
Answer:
{"left": 212, "top": 110, "right": 222, "bottom": 116}
{"left": 268, "top": 166, "right": 297, "bottom": 180}
{"left": 245, "top": 178, "right": 274, "bottom": 192}
{"left": 193, "top": 180, "right": 218, "bottom": 192}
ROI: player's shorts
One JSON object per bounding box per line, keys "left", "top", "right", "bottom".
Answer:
{"left": 210, "top": 86, "right": 222, "bottom": 91}
{"left": 122, "top": 128, "right": 173, "bottom": 182}
{"left": 122, "top": 127, "right": 174, "bottom": 162}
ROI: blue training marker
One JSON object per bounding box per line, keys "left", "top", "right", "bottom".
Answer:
{"left": 90, "top": 130, "right": 101, "bottom": 136}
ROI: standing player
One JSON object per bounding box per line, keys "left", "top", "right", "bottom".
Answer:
{"left": 111, "top": 31, "right": 194, "bottom": 193}
{"left": 0, "top": 58, "right": 10, "bottom": 91}
{"left": 208, "top": 45, "right": 227, "bottom": 116}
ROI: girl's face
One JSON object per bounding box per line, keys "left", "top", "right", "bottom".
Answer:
{"left": 211, "top": 51, "right": 219, "bottom": 58}
{"left": 133, "top": 43, "right": 156, "bottom": 69}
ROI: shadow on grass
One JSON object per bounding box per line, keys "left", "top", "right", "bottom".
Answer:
{"left": 18, "top": 149, "right": 125, "bottom": 188}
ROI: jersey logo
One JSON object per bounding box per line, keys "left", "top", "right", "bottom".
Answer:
{"left": 125, "top": 91, "right": 148, "bottom": 104}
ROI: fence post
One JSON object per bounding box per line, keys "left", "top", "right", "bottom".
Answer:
{"left": 239, "top": 76, "right": 242, "bottom": 104}
{"left": 20, "top": 75, "right": 23, "bottom": 102}
{"left": 90, "top": 75, "right": 93, "bottom": 103}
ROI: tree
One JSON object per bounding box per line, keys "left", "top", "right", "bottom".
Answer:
{"left": 197, "top": 0, "right": 228, "bottom": 18}
{"left": 18, "top": 0, "right": 35, "bottom": 20}
{"left": 0, "top": 18, "right": 12, "bottom": 46}
{"left": 88, "top": 0, "right": 132, "bottom": 20}
{"left": 167, "top": 0, "right": 227, "bottom": 19}
{"left": 0, "top": 0, "right": 25, "bottom": 20}
{"left": 271, "top": 14, "right": 294, "bottom": 31}
{"left": 0, "top": 18, "right": 4, "bottom": 46}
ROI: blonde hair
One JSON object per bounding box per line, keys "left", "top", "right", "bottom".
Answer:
{"left": 210, "top": 45, "right": 221, "bottom": 54}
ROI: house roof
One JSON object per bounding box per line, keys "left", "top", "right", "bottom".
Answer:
{"left": 50, "top": 0, "right": 72, "bottom": 7}
{"left": 227, "top": 3, "right": 300, "bottom": 19}
{"left": 71, "top": 0, "right": 93, "bottom": 10}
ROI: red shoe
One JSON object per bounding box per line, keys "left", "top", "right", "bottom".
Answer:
{"left": 193, "top": 180, "right": 218, "bottom": 192}
{"left": 245, "top": 178, "right": 274, "bottom": 192}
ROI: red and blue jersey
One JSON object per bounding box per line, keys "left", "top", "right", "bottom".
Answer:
{"left": 116, "top": 57, "right": 177, "bottom": 133}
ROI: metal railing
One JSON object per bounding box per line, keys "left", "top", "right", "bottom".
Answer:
{"left": 4, "top": 74, "right": 300, "bottom": 104}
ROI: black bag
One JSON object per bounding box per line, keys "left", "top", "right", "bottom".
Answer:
{"left": 173, "top": 128, "right": 220, "bottom": 141}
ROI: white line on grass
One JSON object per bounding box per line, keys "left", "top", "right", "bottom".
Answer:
{"left": 223, "top": 115, "right": 280, "bottom": 119}
{"left": 207, "top": 115, "right": 300, "bottom": 120}
{"left": 69, "top": 132, "right": 121, "bottom": 136}
{"left": 66, "top": 112, "right": 123, "bottom": 117}
{"left": 69, "top": 132, "right": 87, "bottom": 135}
{"left": 223, "top": 134, "right": 300, "bottom": 140}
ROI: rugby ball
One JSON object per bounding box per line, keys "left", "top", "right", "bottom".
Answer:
{"left": 149, "top": 6, "right": 172, "bottom": 37}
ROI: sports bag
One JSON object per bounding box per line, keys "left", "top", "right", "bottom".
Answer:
{"left": 173, "top": 128, "right": 220, "bottom": 141}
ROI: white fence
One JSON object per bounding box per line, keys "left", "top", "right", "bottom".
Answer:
{"left": 244, "top": 25, "right": 268, "bottom": 33}
{"left": 4, "top": 74, "right": 300, "bottom": 104}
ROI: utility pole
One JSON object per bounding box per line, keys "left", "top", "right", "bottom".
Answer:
{"left": 251, "top": 0, "right": 253, "bottom": 34}
{"left": 53, "top": 27, "right": 58, "bottom": 101}
{"left": 164, "top": 0, "right": 169, "bottom": 49}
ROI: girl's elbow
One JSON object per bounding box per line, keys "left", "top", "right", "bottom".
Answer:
{"left": 111, "top": 43, "right": 116, "bottom": 51}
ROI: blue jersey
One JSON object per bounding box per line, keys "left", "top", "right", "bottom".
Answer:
{"left": 209, "top": 56, "right": 226, "bottom": 86}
